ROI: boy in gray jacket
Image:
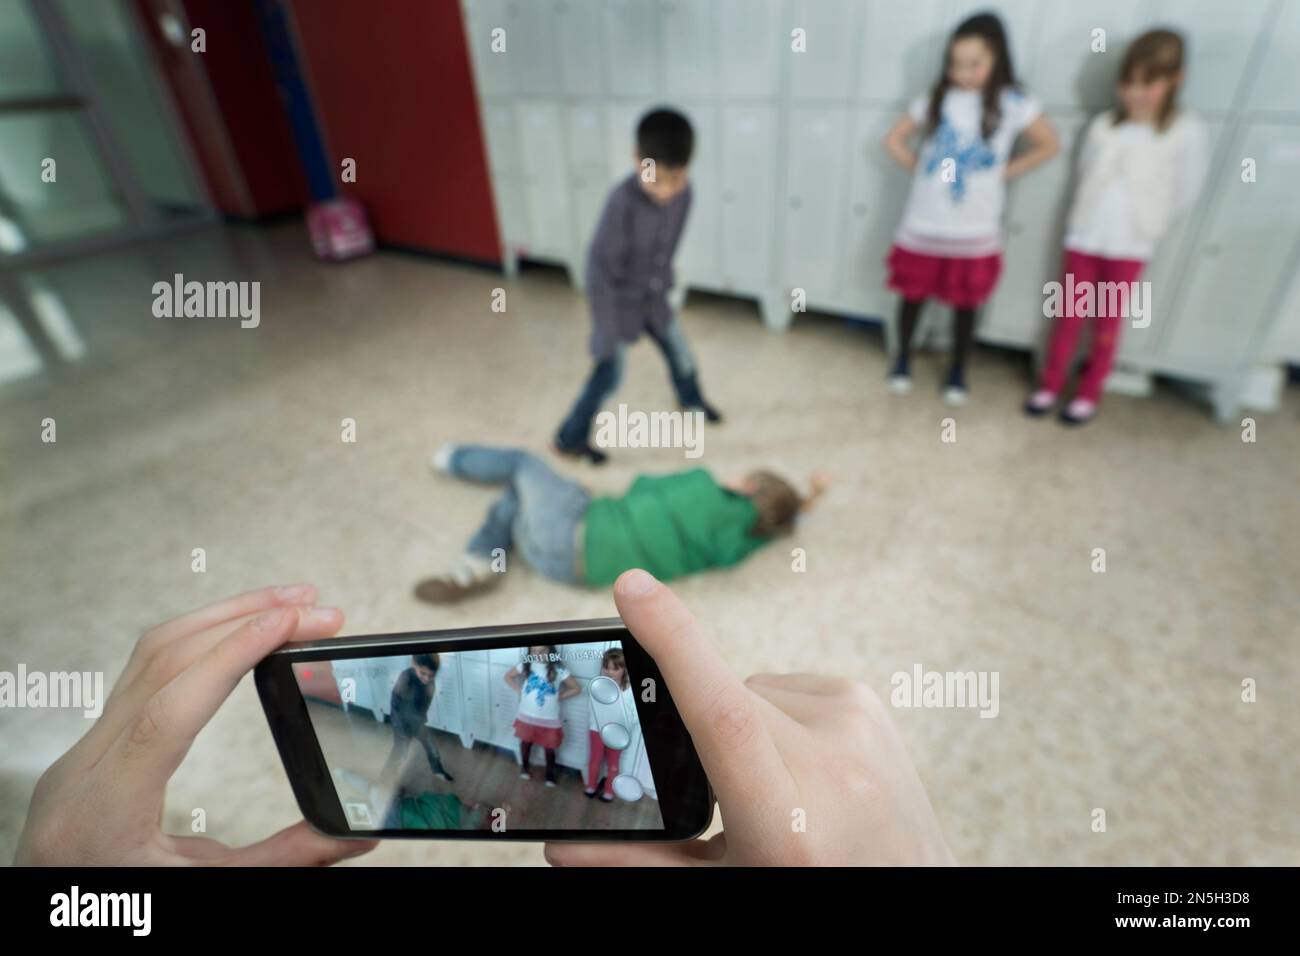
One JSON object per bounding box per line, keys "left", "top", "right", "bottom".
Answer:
{"left": 554, "top": 108, "right": 721, "bottom": 465}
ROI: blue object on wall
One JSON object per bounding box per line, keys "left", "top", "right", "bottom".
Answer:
{"left": 251, "top": 0, "right": 336, "bottom": 202}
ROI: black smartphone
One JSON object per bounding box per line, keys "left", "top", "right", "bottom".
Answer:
{"left": 254, "top": 617, "right": 713, "bottom": 841}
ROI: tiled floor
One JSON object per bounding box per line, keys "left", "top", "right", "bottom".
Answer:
{"left": 1, "top": 224, "right": 1297, "bottom": 866}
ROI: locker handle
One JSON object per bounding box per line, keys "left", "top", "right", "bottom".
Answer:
{"left": 789, "top": 196, "right": 802, "bottom": 211}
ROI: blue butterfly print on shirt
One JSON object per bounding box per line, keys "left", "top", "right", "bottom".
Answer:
{"left": 924, "top": 119, "right": 997, "bottom": 202}
{"left": 524, "top": 671, "right": 557, "bottom": 707}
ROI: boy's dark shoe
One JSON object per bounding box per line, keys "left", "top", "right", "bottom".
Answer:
{"left": 681, "top": 401, "right": 724, "bottom": 424}
{"left": 553, "top": 440, "right": 609, "bottom": 465}
{"left": 413, "top": 574, "right": 500, "bottom": 605}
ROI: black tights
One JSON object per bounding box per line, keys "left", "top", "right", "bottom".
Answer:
{"left": 893, "top": 298, "right": 976, "bottom": 380}
{"left": 520, "top": 741, "right": 557, "bottom": 780}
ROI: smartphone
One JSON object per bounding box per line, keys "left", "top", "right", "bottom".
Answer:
{"left": 255, "top": 617, "right": 713, "bottom": 841}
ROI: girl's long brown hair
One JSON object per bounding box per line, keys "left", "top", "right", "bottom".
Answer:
{"left": 1113, "top": 29, "right": 1185, "bottom": 131}
{"left": 927, "top": 12, "right": 1018, "bottom": 142}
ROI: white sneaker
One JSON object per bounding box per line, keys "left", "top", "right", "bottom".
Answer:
{"left": 887, "top": 374, "right": 913, "bottom": 395}
{"left": 942, "top": 385, "right": 969, "bottom": 407}
{"left": 1061, "top": 398, "right": 1097, "bottom": 425}
{"left": 1024, "top": 389, "right": 1056, "bottom": 415}
{"left": 431, "top": 443, "right": 457, "bottom": 473}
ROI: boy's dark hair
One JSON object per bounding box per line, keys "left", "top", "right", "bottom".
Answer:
{"left": 927, "top": 12, "right": 1018, "bottom": 142}
{"left": 637, "top": 108, "right": 694, "bottom": 167}
{"left": 745, "top": 471, "right": 804, "bottom": 539}
{"left": 413, "top": 653, "right": 440, "bottom": 673}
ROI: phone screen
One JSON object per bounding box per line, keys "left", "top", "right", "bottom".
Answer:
{"left": 288, "top": 638, "right": 666, "bottom": 834}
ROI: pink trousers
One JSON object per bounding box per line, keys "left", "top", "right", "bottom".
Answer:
{"left": 587, "top": 730, "right": 620, "bottom": 795}
{"left": 1039, "top": 249, "right": 1146, "bottom": 403}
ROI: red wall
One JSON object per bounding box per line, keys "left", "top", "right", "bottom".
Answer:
{"left": 286, "top": 0, "right": 501, "bottom": 263}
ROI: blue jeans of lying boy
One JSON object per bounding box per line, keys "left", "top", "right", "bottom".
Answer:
{"left": 556, "top": 317, "right": 703, "bottom": 449}
{"left": 448, "top": 445, "right": 588, "bottom": 585}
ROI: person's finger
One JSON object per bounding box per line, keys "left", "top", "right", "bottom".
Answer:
{"left": 91, "top": 606, "right": 344, "bottom": 758}
{"left": 613, "top": 569, "right": 796, "bottom": 815}
{"left": 112, "top": 606, "right": 336, "bottom": 796}
{"left": 545, "top": 835, "right": 723, "bottom": 867}
{"left": 744, "top": 672, "right": 840, "bottom": 695}
{"left": 220, "top": 821, "right": 378, "bottom": 867}
{"left": 744, "top": 679, "right": 830, "bottom": 727}
{"left": 139, "top": 584, "right": 317, "bottom": 651}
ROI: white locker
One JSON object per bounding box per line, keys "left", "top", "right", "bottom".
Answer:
{"left": 675, "top": 101, "right": 721, "bottom": 281}
{"left": 788, "top": 0, "right": 858, "bottom": 100}
{"left": 1154, "top": 122, "right": 1300, "bottom": 375}
{"left": 493, "top": 176, "right": 530, "bottom": 252}
{"left": 719, "top": 0, "right": 784, "bottom": 98}
{"left": 459, "top": 657, "right": 492, "bottom": 742}
{"left": 718, "top": 106, "right": 779, "bottom": 291}
{"left": 516, "top": 100, "right": 573, "bottom": 258}
{"left": 841, "top": 108, "right": 912, "bottom": 317}
{"left": 432, "top": 658, "right": 465, "bottom": 735}
{"left": 979, "top": 109, "right": 1083, "bottom": 348}
{"left": 1246, "top": 0, "right": 1300, "bottom": 113}
{"left": 603, "top": 0, "right": 660, "bottom": 96}
{"left": 661, "top": 0, "right": 719, "bottom": 99}
{"left": 489, "top": 660, "right": 522, "bottom": 748}
{"left": 462, "top": 0, "right": 511, "bottom": 98}
{"left": 1030, "top": 0, "right": 1148, "bottom": 109}
{"left": 555, "top": 0, "right": 605, "bottom": 95}
{"left": 784, "top": 108, "right": 851, "bottom": 298}
{"left": 502, "top": 0, "right": 561, "bottom": 95}
{"left": 1147, "top": 0, "right": 1272, "bottom": 112}
{"left": 566, "top": 104, "right": 610, "bottom": 263}
{"left": 480, "top": 104, "right": 521, "bottom": 177}
{"left": 1118, "top": 118, "right": 1227, "bottom": 364}
{"left": 857, "top": 0, "right": 946, "bottom": 106}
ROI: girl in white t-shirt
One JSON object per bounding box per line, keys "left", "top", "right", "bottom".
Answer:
{"left": 584, "top": 647, "right": 636, "bottom": 802}
{"left": 883, "top": 13, "right": 1059, "bottom": 405}
{"left": 1026, "top": 30, "right": 1207, "bottom": 425}
{"left": 506, "top": 645, "right": 581, "bottom": 787}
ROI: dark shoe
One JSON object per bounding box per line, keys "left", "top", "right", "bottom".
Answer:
{"left": 434, "top": 769, "right": 455, "bottom": 783}
{"left": 682, "top": 401, "right": 723, "bottom": 424}
{"left": 413, "top": 573, "right": 500, "bottom": 605}
{"left": 1059, "top": 398, "right": 1097, "bottom": 426}
{"left": 584, "top": 777, "right": 605, "bottom": 799}
{"left": 1023, "top": 389, "right": 1056, "bottom": 417}
{"left": 553, "top": 440, "right": 608, "bottom": 465}
{"left": 599, "top": 791, "right": 615, "bottom": 802}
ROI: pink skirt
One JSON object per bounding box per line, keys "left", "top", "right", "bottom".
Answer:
{"left": 886, "top": 245, "right": 1003, "bottom": 309}
{"left": 514, "top": 718, "right": 563, "bottom": 750}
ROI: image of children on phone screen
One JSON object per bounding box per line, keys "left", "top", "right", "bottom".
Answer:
{"left": 506, "top": 646, "right": 581, "bottom": 787}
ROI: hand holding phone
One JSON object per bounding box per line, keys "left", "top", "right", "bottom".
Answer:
{"left": 545, "top": 570, "right": 957, "bottom": 867}
{"left": 13, "top": 585, "right": 377, "bottom": 866}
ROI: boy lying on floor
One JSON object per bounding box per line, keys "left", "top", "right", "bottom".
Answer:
{"left": 414, "top": 444, "right": 828, "bottom": 603}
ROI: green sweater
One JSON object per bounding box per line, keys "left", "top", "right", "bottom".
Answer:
{"left": 583, "top": 469, "right": 767, "bottom": 586}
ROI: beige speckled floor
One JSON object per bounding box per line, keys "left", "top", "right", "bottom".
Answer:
{"left": 2, "top": 224, "right": 1297, "bottom": 866}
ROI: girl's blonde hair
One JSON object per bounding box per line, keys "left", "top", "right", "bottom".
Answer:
{"left": 1115, "top": 29, "right": 1185, "bottom": 130}
{"left": 745, "top": 471, "right": 804, "bottom": 538}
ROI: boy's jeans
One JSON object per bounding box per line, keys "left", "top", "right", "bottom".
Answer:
{"left": 448, "top": 446, "right": 589, "bottom": 584}
{"left": 556, "top": 317, "right": 704, "bottom": 449}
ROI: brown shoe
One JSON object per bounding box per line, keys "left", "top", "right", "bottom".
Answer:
{"left": 413, "top": 573, "right": 500, "bottom": 605}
